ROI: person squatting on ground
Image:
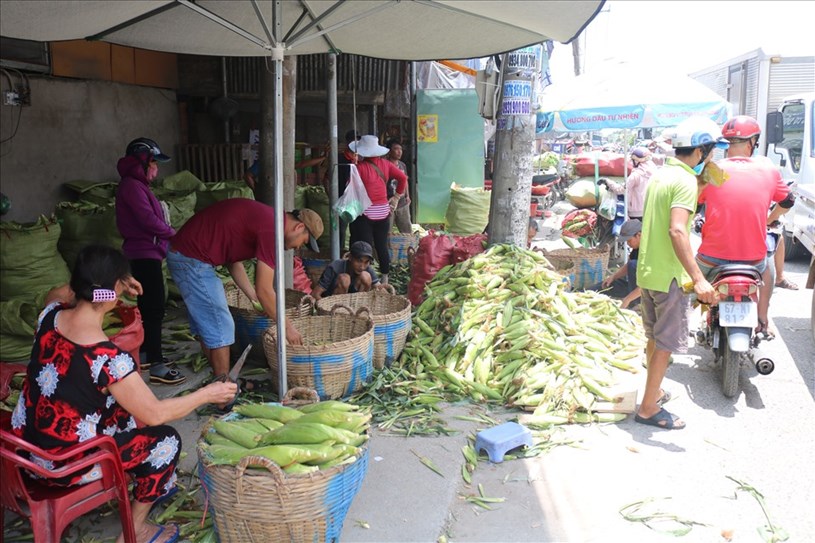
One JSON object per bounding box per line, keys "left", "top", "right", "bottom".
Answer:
{"left": 385, "top": 138, "right": 413, "bottom": 234}
{"left": 312, "top": 241, "right": 384, "bottom": 300}
{"left": 166, "top": 199, "right": 323, "bottom": 379}
{"left": 635, "top": 116, "right": 723, "bottom": 431}
{"left": 115, "top": 137, "right": 185, "bottom": 385}
{"left": 11, "top": 245, "right": 237, "bottom": 543}
{"left": 347, "top": 135, "right": 408, "bottom": 285}
{"left": 589, "top": 219, "right": 642, "bottom": 309}
{"left": 697, "top": 115, "right": 792, "bottom": 336}
{"left": 602, "top": 147, "right": 656, "bottom": 221}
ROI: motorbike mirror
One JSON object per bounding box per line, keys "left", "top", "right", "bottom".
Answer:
{"left": 765, "top": 111, "right": 784, "bottom": 144}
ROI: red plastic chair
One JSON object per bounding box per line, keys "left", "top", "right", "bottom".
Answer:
{"left": 0, "top": 420, "right": 137, "bottom": 543}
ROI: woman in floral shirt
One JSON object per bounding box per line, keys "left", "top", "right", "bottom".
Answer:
{"left": 11, "top": 245, "right": 237, "bottom": 543}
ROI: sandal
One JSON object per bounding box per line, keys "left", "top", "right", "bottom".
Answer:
{"left": 656, "top": 389, "right": 672, "bottom": 406}
{"left": 775, "top": 278, "right": 799, "bottom": 290}
{"left": 146, "top": 523, "right": 180, "bottom": 543}
{"left": 635, "top": 408, "right": 686, "bottom": 430}
{"left": 150, "top": 366, "right": 187, "bottom": 385}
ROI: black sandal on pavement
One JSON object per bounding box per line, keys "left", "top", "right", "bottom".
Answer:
{"left": 150, "top": 365, "right": 187, "bottom": 385}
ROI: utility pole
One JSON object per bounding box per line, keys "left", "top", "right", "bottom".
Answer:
{"left": 488, "top": 46, "right": 539, "bottom": 246}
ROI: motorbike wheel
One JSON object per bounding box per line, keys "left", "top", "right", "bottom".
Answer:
{"left": 720, "top": 332, "right": 741, "bottom": 398}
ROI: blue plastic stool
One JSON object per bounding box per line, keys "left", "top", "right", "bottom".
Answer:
{"left": 474, "top": 422, "right": 533, "bottom": 463}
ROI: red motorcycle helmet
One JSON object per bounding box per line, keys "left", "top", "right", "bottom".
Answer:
{"left": 721, "top": 115, "right": 761, "bottom": 140}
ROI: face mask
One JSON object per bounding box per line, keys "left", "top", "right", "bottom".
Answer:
{"left": 692, "top": 162, "right": 705, "bottom": 176}
{"left": 146, "top": 162, "right": 159, "bottom": 181}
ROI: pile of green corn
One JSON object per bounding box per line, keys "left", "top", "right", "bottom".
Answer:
{"left": 200, "top": 401, "right": 370, "bottom": 474}
{"left": 399, "top": 243, "right": 646, "bottom": 424}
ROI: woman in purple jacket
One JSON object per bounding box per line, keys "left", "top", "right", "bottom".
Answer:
{"left": 115, "top": 138, "right": 185, "bottom": 385}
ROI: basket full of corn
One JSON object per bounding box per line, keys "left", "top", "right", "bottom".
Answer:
{"left": 198, "top": 398, "right": 370, "bottom": 543}
{"left": 314, "top": 289, "right": 411, "bottom": 370}
{"left": 263, "top": 306, "right": 374, "bottom": 400}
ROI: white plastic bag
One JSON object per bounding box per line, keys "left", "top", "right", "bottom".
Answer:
{"left": 598, "top": 186, "right": 617, "bottom": 221}
{"left": 334, "top": 164, "right": 372, "bottom": 223}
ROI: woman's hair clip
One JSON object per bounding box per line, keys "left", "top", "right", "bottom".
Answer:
{"left": 92, "top": 289, "right": 117, "bottom": 303}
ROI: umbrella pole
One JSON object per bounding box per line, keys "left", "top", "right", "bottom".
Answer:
{"left": 623, "top": 129, "right": 629, "bottom": 218}
{"left": 270, "top": 2, "right": 287, "bottom": 399}
{"left": 328, "top": 52, "right": 340, "bottom": 261}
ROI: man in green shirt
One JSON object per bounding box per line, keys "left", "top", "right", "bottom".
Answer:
{"left": 635, "top": 117, "right": 725, "bottom": 430}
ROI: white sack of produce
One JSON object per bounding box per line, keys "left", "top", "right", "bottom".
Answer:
{"left": 565, "top": 179, "right": 608, "bottom": 209}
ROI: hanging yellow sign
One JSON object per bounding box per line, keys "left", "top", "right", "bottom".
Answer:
{"left": 418, "top": 114, "right": 438, "bottom": 143}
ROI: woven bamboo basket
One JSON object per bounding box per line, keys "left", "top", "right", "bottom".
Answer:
{"left": 388, "top": 233, "right": 419, "bottom": 267}
{"left": 263, "top": 307, "right": 374, "bottom": 400}
{"left": 314, "top": 288, "right": 411, "bottom": 369}
{"left": 541, "top": 245, "right": 610, "bottom": 291}
{"left": 225, "top": 284, "right": 313, "bottom": 364}
{"left": 197, "top": 405, "right": 369, "bottom": 543}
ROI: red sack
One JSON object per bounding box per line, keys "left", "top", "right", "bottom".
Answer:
{"left": 407, "top": 231, "right": 454, "bottom": 306}
{"left": 573, "top": 152, "right": 628, "bottom": 177}
{"left": 293, "top": 256, "right": 313, "bottom": 295}
{"left": 451, "top": 233, "right": 488, "bottom": 264}
{"left": 109, "top": 303, "right": 144, "bottom": 367}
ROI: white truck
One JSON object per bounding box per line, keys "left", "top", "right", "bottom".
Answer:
{"left": 765, "top": 93, "right": 815, "bottom": 341}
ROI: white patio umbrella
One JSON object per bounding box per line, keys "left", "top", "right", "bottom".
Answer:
{"left": 536, "top": 60, "right": 730, "bottom": 133}
{"left": 0, "top": 0, "right": 605, "bottom": 396}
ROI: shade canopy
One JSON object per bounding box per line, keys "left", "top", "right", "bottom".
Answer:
{"left": 536, "top": 60, "right": 731, "bottom": 133}
{"left": 0, "top": 0, "right": 604, "bottom": 60}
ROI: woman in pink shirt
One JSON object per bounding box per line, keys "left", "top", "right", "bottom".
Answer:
{"left": 604, "top": 147, "right": 656, "bottom": 221}
{"left": 347, "top": 135, "right": 407, "bottom": 284}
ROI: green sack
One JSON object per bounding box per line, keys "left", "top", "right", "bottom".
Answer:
{"left": 295, "top": 185, "right": 308, "bottom": 210}
{"left": 445, "top": 183, "right": 491, "bottom": 235}
{"left": 55, "top": 202, "right": 123, "bottom": 269}
{"left": 64, "top": 181, "right": 119, "bottom": 205}
{"left": 195, "top": 181, "right": 255, "bottom": 212}
{"left": 303, "top": 186, "right": 331, "bottom": 249}
{"left": 157, "top": 170, "right": 205, "bottom": 194}
{"left": 0, "top": 216, "right": 71, "bottom": 302}
{"left": 152, "top": 188, "right": 198, "bottom": 229}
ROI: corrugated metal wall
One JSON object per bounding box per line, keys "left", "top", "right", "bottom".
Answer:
{"left": 769, "top": 58, "right": 815, "bottom": 112}
{"left": 743, "top": 57, "right": 759, "bottom": 119}
{"left": 224, "top": 54, "right": 405, "bottom": 97}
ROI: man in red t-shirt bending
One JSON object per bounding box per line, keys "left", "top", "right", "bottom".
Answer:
{"left": 167, "top": 199, "right": 323, "bottom": 379}
{"left": 696, "top": 116, "right": 793, "bottom": 334}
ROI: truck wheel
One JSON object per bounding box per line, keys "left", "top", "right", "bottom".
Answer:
{"left": 783, "top": 230, "right": 808, "bottom": 261}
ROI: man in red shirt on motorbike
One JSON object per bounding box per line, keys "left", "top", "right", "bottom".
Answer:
{"left": 695, "top": 115, "right": 794, "bottom": 335}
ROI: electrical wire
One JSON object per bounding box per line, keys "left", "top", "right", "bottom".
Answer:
{"left": 0, "top": 68, "right": 24, "bottom": 148}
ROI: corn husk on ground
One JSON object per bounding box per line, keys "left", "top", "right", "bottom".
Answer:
{"left": 377, "top": 243, "right": 646, "bottom": 428}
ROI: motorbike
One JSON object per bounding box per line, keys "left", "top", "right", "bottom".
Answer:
{"left": 531, "top": 172, "right": 564, "bottom": 211}
{"left": 694, "top": 264, "right": 775, "bottom": 398}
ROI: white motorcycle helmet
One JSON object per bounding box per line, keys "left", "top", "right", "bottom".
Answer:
{"left": 666, "top": 117, "right": 729, "bottom": 150}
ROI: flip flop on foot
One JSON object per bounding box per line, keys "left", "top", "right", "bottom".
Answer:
{"left": 146, "top": 523, "right": 180, "bottom": 543}
{"left": 656, "top": 389, "right": 672, "bottom": 406}
{"left": 775, "top": 278, "right": 799, "bottom": 290}
{"left": 635, "top": 408, "right": 685, "bottom": 430}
